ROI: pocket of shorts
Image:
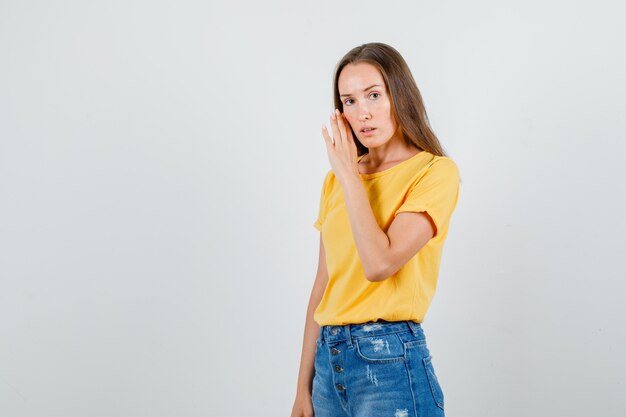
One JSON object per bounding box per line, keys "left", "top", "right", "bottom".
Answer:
{"left": 423, "top": 355, "right": 444, "bottom": 410}
{"left": 354, "top": 333, "right": 406, "bottom": 363}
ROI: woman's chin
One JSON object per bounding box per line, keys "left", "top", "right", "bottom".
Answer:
{"left": 358, "top": 136, "right": 384, "bottom": 148}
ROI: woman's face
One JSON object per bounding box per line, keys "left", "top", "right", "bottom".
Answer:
{"left": 337, "top": 62, "right": 399, "bottom": 149}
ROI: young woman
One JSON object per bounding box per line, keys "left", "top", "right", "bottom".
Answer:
{"left": 291, "top": 42, "right": 461, "bottom": 417}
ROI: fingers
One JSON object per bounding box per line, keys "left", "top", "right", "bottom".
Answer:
{"left": 321, "top": 124, "right": 334, "bottom": 146}
{"left": 322, "top": 109, "right": 351, "bottom": 149}
{"left": 330, "top": 109, "right": 344, "bottom": 146}
{"left": 334, "top": 109, "right": 350, "bottom": 143}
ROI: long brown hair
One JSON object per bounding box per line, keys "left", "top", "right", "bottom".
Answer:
{"left": 333, "top": 43, "right": 447, "bottom": 157}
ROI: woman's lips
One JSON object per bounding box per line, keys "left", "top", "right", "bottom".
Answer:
{"left": 361, "top": 128, "right": 376, "bottom": 136}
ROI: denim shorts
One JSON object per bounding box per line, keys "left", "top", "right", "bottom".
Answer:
{"left": 312, "top": 319, "right": 445, "bottom": 417}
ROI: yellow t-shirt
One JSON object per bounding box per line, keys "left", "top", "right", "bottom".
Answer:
{"left": 313, "top": 150, "right": 460, "bottom": 326}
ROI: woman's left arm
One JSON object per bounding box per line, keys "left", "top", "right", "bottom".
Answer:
{"left": 340, "top": 175, "right": 435, "bottom": 282}
{"left": 322, "top": 109, "right": 435, "bottom": 283}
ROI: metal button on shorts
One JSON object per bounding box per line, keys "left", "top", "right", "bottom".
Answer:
{"left": 312, "top": 319, "right": 445, "bottom": 417}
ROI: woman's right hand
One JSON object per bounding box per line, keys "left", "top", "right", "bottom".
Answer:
{"left": 290, "top": 391, "right": 314, "bottom": 417}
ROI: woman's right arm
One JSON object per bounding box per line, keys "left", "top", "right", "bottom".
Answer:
{"left": 290, "top": 234, "right": 329, "bottom": 417}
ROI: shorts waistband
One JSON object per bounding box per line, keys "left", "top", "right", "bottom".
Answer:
{"left": 319, "top": 319, "right": 422, "bottom": 344}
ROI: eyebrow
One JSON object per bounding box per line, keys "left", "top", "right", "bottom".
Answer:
{"left": 340, "top": 84, "right": 383, "bottom": 98}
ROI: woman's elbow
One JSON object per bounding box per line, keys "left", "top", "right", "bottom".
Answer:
{"left": 364, "top": 263, "right": 393, "bottom": 283}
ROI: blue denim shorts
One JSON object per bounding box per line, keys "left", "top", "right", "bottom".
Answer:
{"left": 312, "top": 320, "right": 445, "bottom": 417}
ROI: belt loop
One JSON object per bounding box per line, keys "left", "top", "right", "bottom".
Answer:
{"left": 407, "top": 320, "right": 420, "bottom": 337}
{"left": 344, "top": 324, "right": 353, "bottom": 348}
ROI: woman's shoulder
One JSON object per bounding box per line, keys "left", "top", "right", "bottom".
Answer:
{"left": 318, "top": 168, "right": 337, "bottom": 191}
{"left": 421, "top": 154, "right": 460, "bottom": 185}
{"left": 401, "top": 153, "right": 460, "bottom": 188}
{"left": 424, "top": 153, "right": 459, "bottom": 172}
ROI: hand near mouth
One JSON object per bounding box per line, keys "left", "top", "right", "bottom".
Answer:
{"left": 321, "top": 108, "right": 360, "bottom": 183}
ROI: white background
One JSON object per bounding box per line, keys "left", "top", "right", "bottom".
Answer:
{"left": 1, "top": 1, "right": 625, "bottom": 416}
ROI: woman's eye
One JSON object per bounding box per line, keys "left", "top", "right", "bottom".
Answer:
{"left": 344, "top": 99, "right": 354, "bottom": 105}
{"left": 370, "top": 93, "right": 380, "bottom": 99}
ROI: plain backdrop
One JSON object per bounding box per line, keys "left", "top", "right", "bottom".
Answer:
{"left": 1, "top": 0, "right": 625, "bottom": 416}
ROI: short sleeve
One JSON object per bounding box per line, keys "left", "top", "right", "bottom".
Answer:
{"left": 313, "top": 170, "right": 332, "bottom": 231}
{"left": 394, "top": 158, "right": 460, "bottom": 238}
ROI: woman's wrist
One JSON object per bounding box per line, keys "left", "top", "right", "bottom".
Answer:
{"left": 296, "top": 383, "right": 312, "bottom": 397}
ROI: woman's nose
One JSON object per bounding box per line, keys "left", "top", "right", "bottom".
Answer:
{"left": 358, "top": 106, "right": 371, "bottom": 121}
